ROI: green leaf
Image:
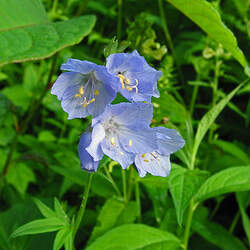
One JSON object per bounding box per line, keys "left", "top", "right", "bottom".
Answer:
{"left": 0, "top": 127, "right": 15, "bottom": 146}
{"left": 53, "top": 227, "right": 72, "bottom": 250}
{"left": 0, "top": 0, "right": 96, "bottom": 66}
{"left": 167, "top": 0, "right": 247, "bottom": 70}
{"left": 1, "top": 85, "right": 30, "bottom": 110}
{"left": 6, "top": 163, "right": 36, "bottom": 196}
{"left": 192, "top": 83, "right": 243, "bottom": 166}
{"left": 168, "top": 164, "right": 209, "bottom": 225}
{"left": 85, "top": 224, "right": 180, "bottom": 250}
{"left": 236, "top": 192, "right": 250, "bottom": 246}
{"left": 195, "top": 166, "right": 250, "bottom": 202}
{"left": 64, "top": 230, "right": 73, "bottom": 250}
{"left": 213, "top": 140, "right": 249, "bottom": 164}
{"left": 54, "top": 198, "right": 68, "bottom": 223}
{"left": 192, "top": 218, "right": 247, "bottom": 250}
{"left": 38, "top": 130, "right": 56, "bottom": 142}
{"left": 33, "top": 198, "right": 56, "bottom": 218}
{"left": 138, "top": 175, "right": 168, "bottom": 189}
{"left": 11, "top": 218, "right": 65, "bottom": 238}
{"left": 89, "top": 197, "right": 125, "bottom": 243}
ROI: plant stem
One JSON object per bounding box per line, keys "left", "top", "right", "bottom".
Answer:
{"left": 127, "top": 167, "right": 134, "bottom": 201}
{"left": 76, "top": 0, "right": 89, "bottom": 16}
{"left": 190, "top": 85, "right": 199, "bottom": 117}
{"left": 117, "top": 0, "right": 123, "bottom": 40}
{"left": 135, "top": 181, "right": 141, "bottom": 222}
{"left": 73, "top": 173, "right": 93, "bottom": 238}
{"left": 121, "top": 169, "right": 127, "bottom": 203}
{"left": 104, "top": 165, "right": 122, "bottom": 197}
{"left": 158, "top": 0, "right": 184, "bottom": 84}
{"left": 229, "top": 211, "right": 240, "bottom": 234}
{"left": 182, "top": 199, "right": 195, "bottom": 250}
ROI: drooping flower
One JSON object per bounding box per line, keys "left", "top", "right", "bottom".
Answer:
{"left": 51, "top": 59, "right": 118, "bottom": 119}
{"left": 135, "top": 127, "right": 185, "bottom": 177}
{"left": 85, "top": 102, "right": 158, "bottom": 169}
{"left": 78, "top": 130, "right": 100, "bottom": 172}
{"left": 106, "top": 50, "right": 162, "bottom": 103}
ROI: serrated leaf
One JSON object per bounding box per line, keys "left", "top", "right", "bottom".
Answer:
{"left": 53, "top": 227, "right": 72, "bottom": 250}
{"left": 0, "top": 0, "right": 96, "bottom": 66}
{"left": 168, "top": 164, "right": 209, "bottom": 225}
{"left": 192, "top": 83, "right": 243, "bottom": 166}
{"left": 167, "top": 0, "right": 247, "bottom": 70}
{"left": 85, "top": 224, "right": 180, "bottom": 250}
{"left": 192, "top": 218, "right": 247, "bottom": 250}
{"left": 11, "top": 218, "right": 65, "bottom": 238}
{"left": 33, "top": 198, "right": 56, "bottom": 218}
{"left": 195, "top": 166, "right": 250, "bottom": 202}
{"left": 6, "top": 163, "right": 36, "bottom": 196}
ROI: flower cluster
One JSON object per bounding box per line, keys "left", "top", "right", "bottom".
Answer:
{"left": 52, "top": 50, "right": 185, "bottom": 177}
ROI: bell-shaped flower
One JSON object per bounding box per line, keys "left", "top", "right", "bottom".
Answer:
{"left": 106, "top": 50, "right": 162, "bottom": 103}
{"left": 135, "top": 127, "right": 185, "bottom": 177}
{"left": 78, "top": 130, "right": 101, "bottom": 172}
{"left": 85, "top": 103, "right": 158, "bottom": 169}
{"left": 51, "top": 59, "right": 118, "bottom": 119}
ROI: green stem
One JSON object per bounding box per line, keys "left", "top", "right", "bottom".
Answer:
{"left": 52, "top": 0, "right": 58, "bottom": 14}
{"left": 158, "top": 0, "right": 184, "bottom": 84}
{"left": 117, "top": 0, "right": 123, "bottom": 40}
{"left": 182, "top": 199, "right": 195, "bottom": 250}
{"left": 121, "top": 169, "right": 127, "bottom": 203}
{"left": 127, "top": 167, "right": 134, "bottom": 201}
{"left": 190, "top": 85, "right": 199, "bottom": 117}
{"left": 229, "top": 211, "right": 240, "bottom": 234}
{"left": 73, "top": 173, "right": 93, "bottom": 238}
{"left": 104, "top": 166, "right": 122, "bottom": 197}
{"left": 76, "top": 0, "right": 89, "bottom": 16}
{"left": 135, "top": 181, "right": 141, "bottom": 222}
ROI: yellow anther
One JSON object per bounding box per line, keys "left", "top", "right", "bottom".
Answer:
{"left": 141, "top": 153, "right": 146, "bottom": 158}
{"left": 82, "top": 103, "right": 88, "bottom": 107}
{"left": 94, "top": 89, "right": 99, "bottom": 96}
{"left": 88, "top": 98, "right": 95, "bottom": 104}
{"left": 79, "top": 86, "right": 84, "bottom": 95}
{"left": 117, "top": 74, "right": 125, "bottom": 80}
{"left": 120, "top": 151, "right": 124, "bottom": 155}
{"left": 110, "top": 137, "right": 115, "bottom": 145}
{"left": 126, "top": 86, "right": 133, "bottom": 91}
{"left": 125, "top": 78, "right": 131, "bottom": 84}
{"left": 129, "top": 139, "right": 132, "bottom": 147}
{"left": 144, "top": 159, "right": 149, "bottom": 162}
{"left": 74, "top": 93, "right": 81, "bottom": 98}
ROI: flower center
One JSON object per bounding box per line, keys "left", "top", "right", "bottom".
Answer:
{"left": 74, "top": 73, "right": 99, "bottom": 108}
{"left": 117, "top": 73, "right": 138, "bottom": 93}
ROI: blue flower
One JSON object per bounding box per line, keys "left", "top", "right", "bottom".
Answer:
{"left": 135, "top": 127, "right": 185, "bottom": 177}
{"left": 85, "top": 103, "right": 158, "bottom": 169}
{"left": 51, "top": 59, "right": 118, "bottom": 119}
{"left": 106, "top": 50, "right": 162, "bottom": 103}
{"left": 78, "top": 130, "right": 101, "bottom": 172}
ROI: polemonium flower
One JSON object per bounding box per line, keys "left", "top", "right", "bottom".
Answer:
{"left": 51, "top": 59, "right": 118, "bottom": 119}
{"left": 85, "top": 103, "right": 158, "bottom": 169}
{"left": 135, "top": 127, "right": 185, "bottom": 177}
{"left": 106, "top": 50, "right": 162, "bottom": 102}
{"left": 78, "top": 130, "right": 101, "bottom": 172}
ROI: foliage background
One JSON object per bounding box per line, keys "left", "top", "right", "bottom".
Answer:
{"left": 0, "top": 0, "right": 249, "bottom": 249}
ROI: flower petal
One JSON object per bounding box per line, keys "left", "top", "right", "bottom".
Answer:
{"left": 154, "top": 127, "right": 185, "bottom": 155}
{"left": 100, "top": 134, "right": 135, "bottom": 169}
{"left": 61, "top": 59, "right": 96, "bottom": 74}
{"left": 86, "top": 123, "right": 105, "bottom": 161}
{"left": 51, "top": 72, "right": 85, "bottom": 100}
{"left": 119, "top": 127, "right": 157, "bottom": 154}
{"left": 135, "top": 152, "right": 171, "bottom": 177}
{"left": 78, "top": 131, "right": 100, "bottom": 172}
